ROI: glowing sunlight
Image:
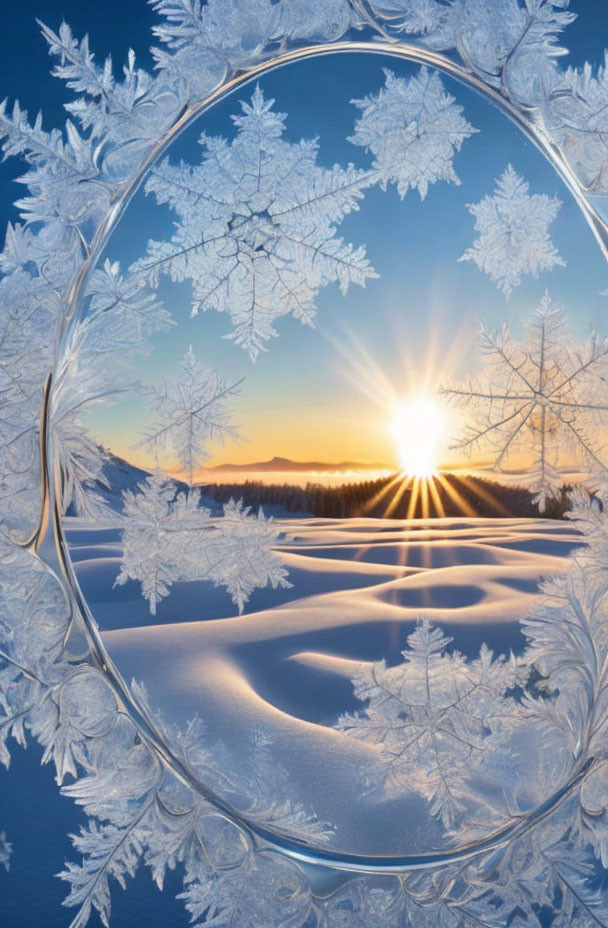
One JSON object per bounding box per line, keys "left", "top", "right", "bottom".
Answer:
{"left": 391, "top": 395, "right": 449, "bottom": 478}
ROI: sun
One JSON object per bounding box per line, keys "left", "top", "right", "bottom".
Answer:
{"left": 391, "top": 395, "right": 449, "bottom": 478}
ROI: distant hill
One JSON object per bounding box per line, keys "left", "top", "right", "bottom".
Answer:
{"left": 101, "top": 451, "right": 150, "bottom": 492}
{"left": 207, "top": 456, "right": 390, "bottom": 473}
{"left": 68, "top": 451, "right": 151, "bottom": 516}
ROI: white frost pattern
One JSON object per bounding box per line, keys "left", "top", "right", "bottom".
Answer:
{"left": 51, "top": 259, "right": 172, "bottom": 517}
{"left": 370, "top": 0, "right": 575, "bottom": 108}
{"left": 0, "top": 831, "right": 11, "bottom": 871}
{"left": 137, "top": 84, "right": 376, "bottom": 359}
{"left": 460, "top": 164, "right": 565, "bottom": 297}
{"left": 336, "top": 619, "right": 520, "bottom": 827}
{"left": 138, "top": 346, "right": 242, "bottom": 484}
{"left": 443, "top": 294, "right": 608, "bottom": 511}
{"left": 349, "top": 67, "right": 477, "bottom": 200}
{"left": 115, "top": 473, "right": 291, "bottom": 614}
{"left": 543, "top": 54, "right": 608, "bottom": 195}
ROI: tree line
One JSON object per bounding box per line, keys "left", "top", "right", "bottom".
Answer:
{"left": 200, "top": 472, "right": 573, "bottom": 520}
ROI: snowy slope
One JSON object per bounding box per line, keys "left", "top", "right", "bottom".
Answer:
{"left": 64, "top": 516, "right": 582, "bottom": 857}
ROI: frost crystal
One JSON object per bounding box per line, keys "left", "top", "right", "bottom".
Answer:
{"left": 51, "top": 259, "right": 172, "bottom": 517}
{"left": 543, "top": 55, "right": 608, "bottom": 194}
{"left": 384, "top": 0, "right": 575, "bottom": 108}
{"left": 336, "top": 619, "right": 518, "bottom": 827}
{"left": 136, "top": 84, "right": 376, "bottom": 359}
{"left": 39, "top": 21, "right": 179, "bottom": 176}
{"left": 0, "top": 832, "right": 11, "bottom": 871}
{"left": 180, "top": 850, "right": 310, "bottom": 928}
{"left": 116, "top": 473, "right": 291, "bottom": 614}
{"left": 138, "top": 346, "right": 242, "bottom": 484}
{"left": 443, "top": 294, "right": 608, "bottom": 510}
{"left": 149, "top": 0, "right": 354, "bottom": 89}
{"left": 460, "top": 165, "right": 565, "bottom": 297}
{"left": 349, "top": 67, "right": 477, "bottom": 200}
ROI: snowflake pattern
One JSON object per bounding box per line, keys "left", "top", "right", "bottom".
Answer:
{"left": 443, "top": 294, "right": 608, "bottom": 510}
{"left": 349, "top": 67, "right": 477, "bottom": 200}
{"left": 51, "top": 259, "right": 172, "bottom": 517}
{"left": 0, "top": 831, "right": 11, "bottom": 871}
{"left": 544, "top": 56, "right": 608, "bottom": 194}
{"left": 336, "top": 619, "right": 519, "bottom": 827}
{"left": 115, "top": 473, "right": 291, "bottom": 614}
{"left": 460, "top": 165, "right": 565, "bottom": 297}
{"left": 137, "top": 346, "right": 242, "bottom": 484}
{"left": 380, "top": 0, "right": 575, "bottom": 109}
{"left": 136, "top": 84, "right": 376, "bottom": 359}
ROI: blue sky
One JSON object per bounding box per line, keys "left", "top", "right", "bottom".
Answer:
{"left": 1, "top": 2, "right": 608, "bottom": 471}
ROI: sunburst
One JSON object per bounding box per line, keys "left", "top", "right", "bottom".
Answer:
{"left": 391, "top": 394, "right": 449, "bottom": 479}
{"left": 323, "top": 313, "right": 507, "bottom": 526}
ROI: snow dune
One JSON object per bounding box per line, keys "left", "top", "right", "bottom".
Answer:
{"left": 65, "top": 516, "right": 582, "bottom": 856}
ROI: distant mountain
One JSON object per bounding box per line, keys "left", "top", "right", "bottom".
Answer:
{"left": 100, "top": 451, "right": 151, "bottom": 492}
{"left": 80, "top": 452, "right": 229, "bottom": 516}
{"left": 206, "top": 456, "right": 390, "bottom": 473}
{"left": 66, "top": 451, "right": 151, "bottom": 516}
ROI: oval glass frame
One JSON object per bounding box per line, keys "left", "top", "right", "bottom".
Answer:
{"left": 3, "top": 3, "right": 608, "bottom": 925}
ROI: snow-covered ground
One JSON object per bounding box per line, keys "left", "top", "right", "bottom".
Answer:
{"left": 65, "top": 516, "right": 582, "bottom": 857}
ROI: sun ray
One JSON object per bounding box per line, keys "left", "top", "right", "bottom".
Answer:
{"left": 434, "top": 473, "right": 479, "bottom": 518}
{"left": 360, "top": 471, "right": 405, "bottom": 516}
{"left": 453, "top": 473, "right": 511, "bottom": 517}
{"left": 355, "top": 471, "right": 413, "bottom": 565}
{"left": 427, "top": 475, "right": 446, "bottom": 519}
{"left": 406, "top": 476, "right": 422, "bottom": 520}
{"left": 384, "top": 473, "right": 414, "bottom": 519}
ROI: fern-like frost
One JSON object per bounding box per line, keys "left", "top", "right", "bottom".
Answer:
{"left": 443, "top": 294, "right": 608, "bottom": 510}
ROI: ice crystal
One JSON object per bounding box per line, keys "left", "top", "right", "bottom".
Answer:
{"left": 150, "top": 0, "right": 354, "bottom": 85}
{"left": 0, "top": 534, "right": 67, "bottom": 757}
{"left": 0, "top": 277, "right": 52, "bottom": 531}
{"left": 56, "top": 673, "right": 329, "bottom": 928}
{"left": 131, "top": 682, "right": 332, "bottom": 846}
{"left": 0, "top": 98, "right": 109, "bottom": 250}
{"left": 520, "top": 482, "right": 608, "bottom": 872}
{"left": 61, "top": 819, "right": 148, "bottom": 928}
{"left": 51, "top": 260, "right": 172, "bottom": 517}
{"left": 349, "top": 67, "right": 477, "bottom": 200}
{"left": 379, "top": 0, "right": 575, "bottom": 107}
{"left": 543, "top": 54, "right": 608, "bottom": 194}
{"left": 443, "top": 294, "right": 608, "bottom": 511}
{"left": 58, "top": 716, "right": 161, "bottom": 928}
{"left": 336, "top": 619, "right": 519, "bottom": 827}
{"left": 83, "top": 259, "right": 174, "bottom": 352}
{"left": 180, "top": 850, "right": 310, "bottom": 928}
{"left": 115, "top": 472, "right": 290, "bottom": 614}
{"left": 0, "top": 831, "right": 11, "bottom": 871}
{"left": 460, "top": 165, "right": 565, "bottom": 297}
{"left": 138, "top": 346, "right": 241, "bottom": 484}
{"left": 39, "top": 21, "right": 180, "bottom": 178}
{"left": 136, "top": 84, "right": 376, "bottom": 359}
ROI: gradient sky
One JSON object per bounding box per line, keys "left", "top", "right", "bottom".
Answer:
{"left": 1, "top": 2, "right": 608, "bottom": 475}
